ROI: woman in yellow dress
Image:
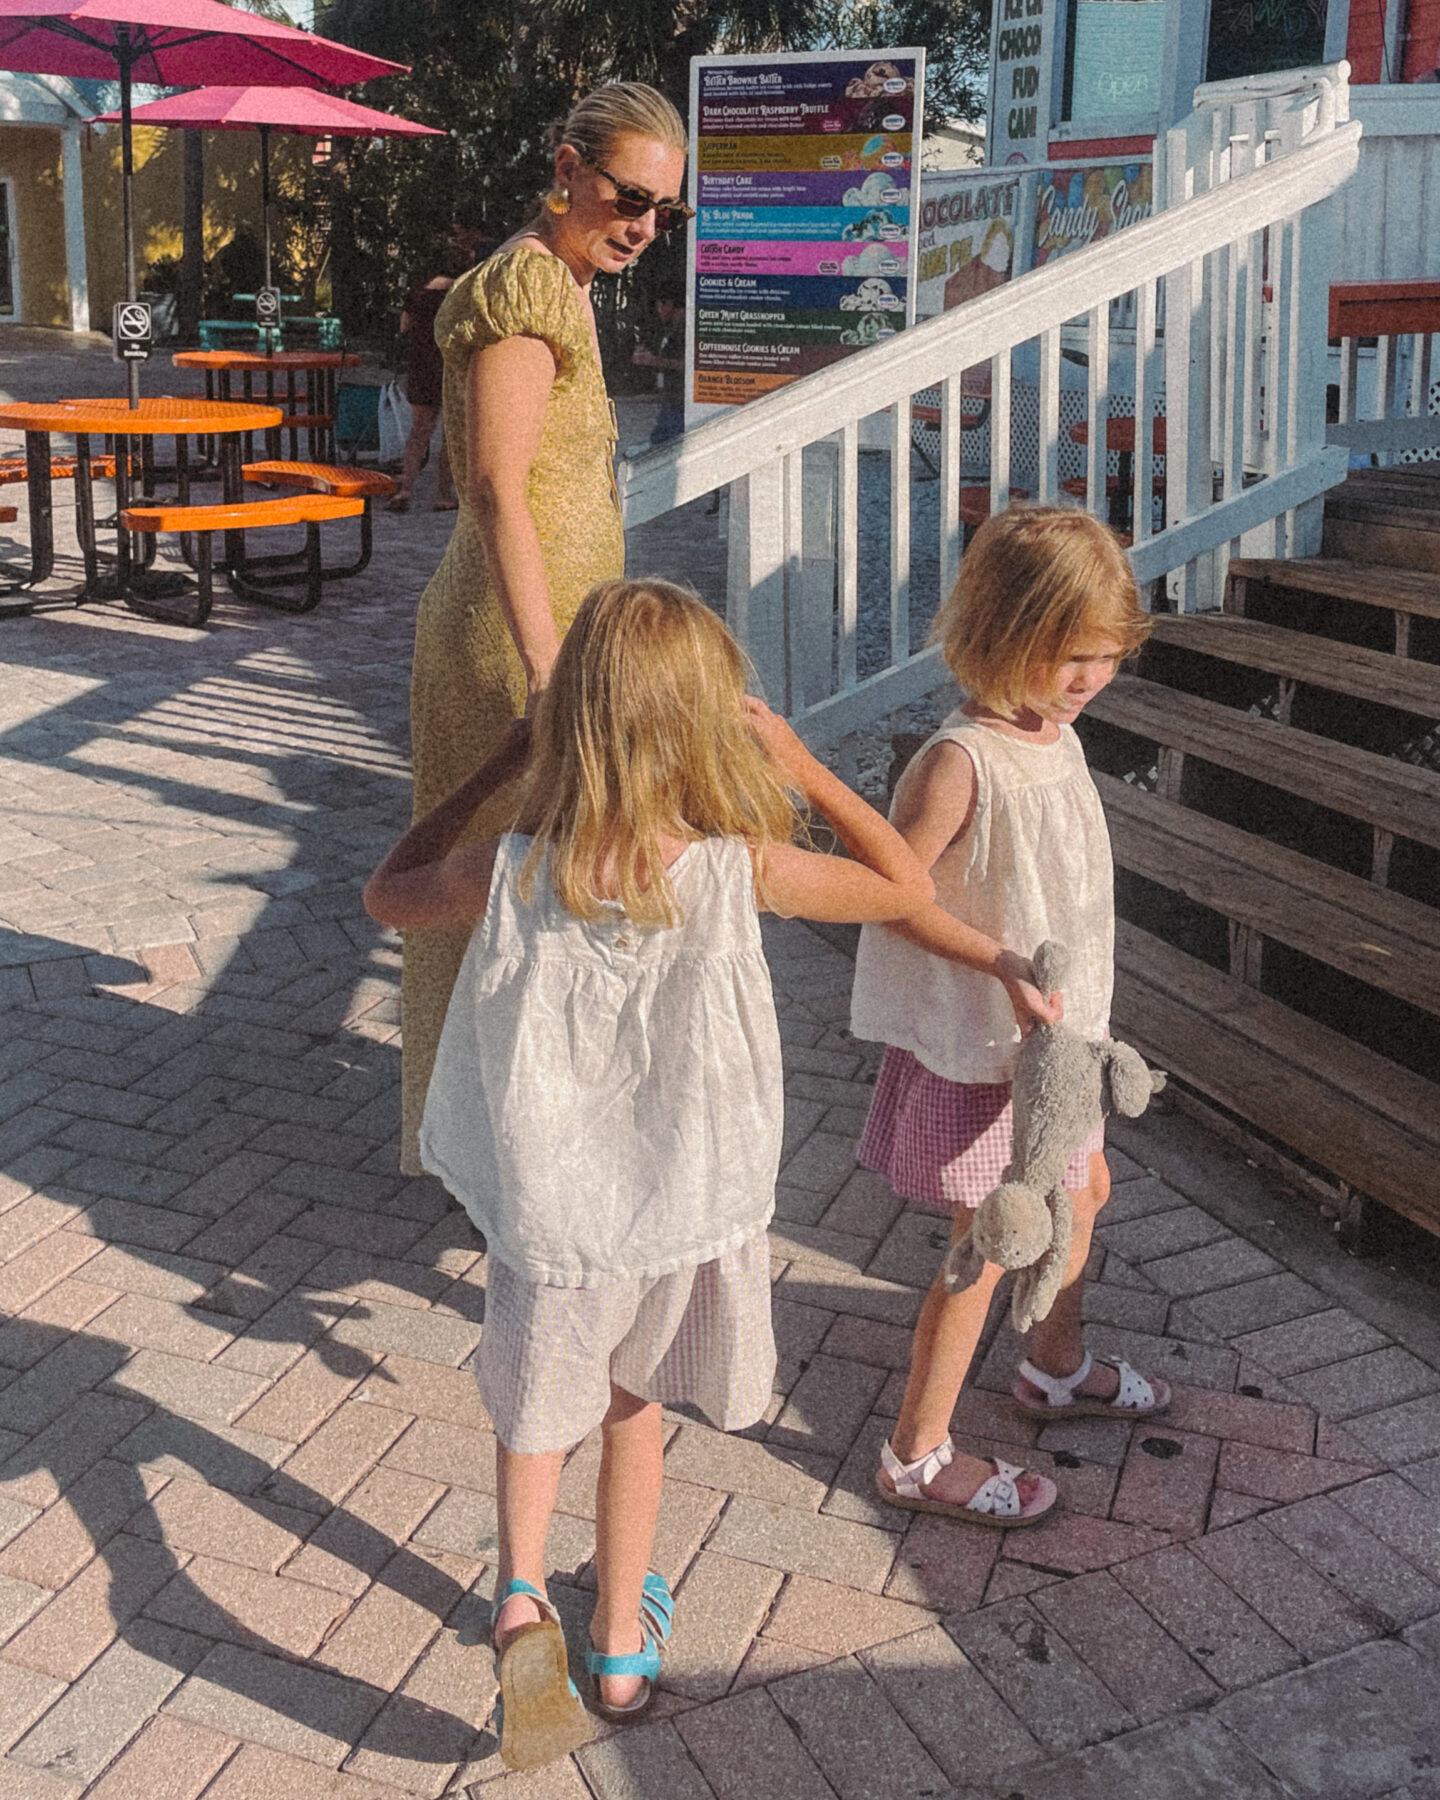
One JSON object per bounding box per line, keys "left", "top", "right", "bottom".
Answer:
{"left": 402, "top": 83, "right": 690, "bottom": 1173}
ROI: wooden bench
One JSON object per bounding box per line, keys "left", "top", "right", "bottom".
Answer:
{"left": 1322, "top": 477, "right": 1440, "bottom": 575}
{"left": 1095, "top": 771, "right": 1440, "bottom": 1013}
{"left": 119, "top": 493, "right": 364, "bottom": 626}
{"left": 242, "top": 460, "right": 396, "bottom": 580}
{"left": 1084, "top": 672, "right": 1440, "bottom": 881}
{"left": 1227, "top": 556, "right": 1440, "bottom": 657}
{"left": 1145, "top": 611, "right": 1440, "bottom": 721}
{"left": 1113, "top": 919, "right": 1440, "bottom": 1236}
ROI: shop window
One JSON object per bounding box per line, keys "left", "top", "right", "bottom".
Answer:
{"left": 1062, "top": 0, "right": 1166, "bottom": 127}
{"left": 1206, "top": 0, "right": 1330, "bottom": 84}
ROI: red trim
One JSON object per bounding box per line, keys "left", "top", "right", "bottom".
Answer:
{"left": 1330, "top": 280, "right": 1440, "bottom": 337}
{"left": 1404, "top": 0, "right": 1440, "bottom": 80}
{"left": 1047, "top": 135, "right": 1155, "bottom": 160}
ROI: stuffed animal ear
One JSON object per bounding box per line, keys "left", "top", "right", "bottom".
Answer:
{"left": 1031, "top": 939, "right": 1068, "bottom": 994}
{"left": 942, "top": 1229, "right": 985, "bottom": 1295}
{"left": 1103, "top": 1040, "right": 1162, "bottom": 1118}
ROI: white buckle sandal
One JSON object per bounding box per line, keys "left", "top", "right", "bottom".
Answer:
{"left": 1015, "top": 1351, "right": 1171, "bottom": 1419}
{"left": 877, "top": 1436, "right": 1057, "bottom": 1529}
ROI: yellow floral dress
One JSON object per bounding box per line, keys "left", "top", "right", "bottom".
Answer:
{"left": 401, "top": 247, "right": 624, "bottom": 1173}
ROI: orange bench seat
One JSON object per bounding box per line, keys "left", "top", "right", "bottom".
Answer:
{"left": 243, "top": 459, "right": 397, "bottom": 499}
{"left": 121, "top": 494, "right": 363, "bottom": 534}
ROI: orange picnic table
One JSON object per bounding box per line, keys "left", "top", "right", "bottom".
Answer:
{"left": 174, "top": 350, "right": 359, "bottom": 460}
{"left": 0, "top": 395, "right": 281, "bottom": 618}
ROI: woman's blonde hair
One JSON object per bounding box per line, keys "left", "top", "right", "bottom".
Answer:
{"left": 550, "top": 81, "right": 686, "bottom": 163}
{"left": 514, "top": 578, "right": 798, "bottom": 928}
{"left": 931, "top": 505, "right": 1151, "bottom": 718}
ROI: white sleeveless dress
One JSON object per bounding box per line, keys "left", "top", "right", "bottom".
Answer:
{"left": 851, "top": 712, "right": 1113, "bottom": 1210}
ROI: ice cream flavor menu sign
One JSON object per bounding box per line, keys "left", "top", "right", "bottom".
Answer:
{"left": 687, "top": 48, "right": 925, "bottom": 419}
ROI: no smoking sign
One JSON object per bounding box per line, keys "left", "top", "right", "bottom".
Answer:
{"left": 112, "top": 299, "right": 153, "bottom": 363}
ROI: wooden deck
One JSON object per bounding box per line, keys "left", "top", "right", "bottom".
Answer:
{"left": 1080, "top": 469, "right": 1440, "bottom": 1237}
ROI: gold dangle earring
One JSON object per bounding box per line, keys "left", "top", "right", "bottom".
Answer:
{"left": 545, "top": 186, "right": 571, "bottom": 215}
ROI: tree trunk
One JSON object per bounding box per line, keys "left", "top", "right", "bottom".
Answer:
{"left": 179, "top": 129, "right": 204, "bottom": 341}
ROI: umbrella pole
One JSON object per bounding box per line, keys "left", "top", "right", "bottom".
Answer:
{"left": 261, "top": 125, "right": 272, "bottom": 293}
{"left": 119, "top": 31, "right": 139, "bottom": 408}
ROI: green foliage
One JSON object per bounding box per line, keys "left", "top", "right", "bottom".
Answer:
{"left": 312, "top": 0, "right": 990, "bottom": 347}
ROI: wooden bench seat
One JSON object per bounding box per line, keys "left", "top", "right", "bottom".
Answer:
{"left": 1095, "top": 771, "right": 1440, "bottom": 1015}
{"left": 120, "top": 493, "right": 364, "bottom": 625}
{"left": 1084, "top": 673, "right": 1440, "bottom": 877}
{"left": 1227, "top": 556, "right": 1440, "bottom": 657}
{"left": 1145, "top": 612, "right": 1440, "bottom": 718}
{"left": 242, "top": 460, "right": 395, "bottom": 579}
{"left": 1112, "top": 920, "right": 1440, "bottom": 1236}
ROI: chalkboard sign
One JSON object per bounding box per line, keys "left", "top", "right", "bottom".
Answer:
{"left": 1206, "top": 0, "right": 1328, "bottom": 85}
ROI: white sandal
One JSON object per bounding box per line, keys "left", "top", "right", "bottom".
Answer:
{"left": 876, "top": 1436, "right": 1058, "bottom": 1529}
{"left": 1014, "top": 1351, "right": 1171, "bottom": 1420}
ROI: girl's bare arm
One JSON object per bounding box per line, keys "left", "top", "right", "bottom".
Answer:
{"left": 466, "top": 335, "right": 564, "bottom": 700}
{"left": 363, "top": 721, "right": 531, "bottom": 929}
{"left": 746, "top": 702, "right": 933, "bottom": 922}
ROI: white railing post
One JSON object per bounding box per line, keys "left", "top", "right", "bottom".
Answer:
{"left": 726, "top": 464, "right": 787, "bottom": 707}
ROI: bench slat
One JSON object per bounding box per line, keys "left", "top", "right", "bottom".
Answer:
{"left": 1227, "top": 557, "right": 1440, "bottom": 622}
{"left": 121, "top": 495, "right": 363, "bottom": 533}
{"left": 1096, "top": 772, "right": 1440, "bottom": 1016}
{"left": 1084, "top": 674, "right": 1440, "bottom": 850}
{"left": 1113, "top": 921, "right": 1440, "bottom": 1234}
{"left": 1146, "top": 613, "right": 1440, "bottom": 716}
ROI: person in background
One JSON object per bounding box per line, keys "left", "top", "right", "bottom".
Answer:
{"left": 387, "top": 208, "right": 501, "bottom": 513}
{"left": 632, "top": 278, "right": 687, "bottom": 446}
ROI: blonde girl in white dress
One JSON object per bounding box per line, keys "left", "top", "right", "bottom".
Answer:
{"left": 852, "top": 507, "right": 1173, "bottom": 1530}
{"left": 366, "top": 578, "right": 932, "bottom": 1771}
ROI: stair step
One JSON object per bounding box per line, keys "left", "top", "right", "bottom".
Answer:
{"left": 1227, "top": 557, "right": 1440, "bottom": 623}
{"left": 1324, "top": 493, "right": 1440, "bottom": 532}
{"left": 1085, "top": 673, "right": 1440, "bottom": 851}
{"left": 1146, "top": 612, "right": 1440, "bottom": 717}
{"left": 1113, "top": 920, "right": 1440, "bottom": 1235}
{"left": 1096, "top": 772, "right": 1440, "bottom": 1017}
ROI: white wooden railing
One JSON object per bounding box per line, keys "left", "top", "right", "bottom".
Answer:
{"left": 621, "top": 65, "right": 1361, "bottom": 752}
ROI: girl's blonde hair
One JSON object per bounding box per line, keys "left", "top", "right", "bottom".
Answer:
{"left": 550, "top": 81, "right": 686, "bottom": 163}
{"left": 514, "top": 579, "right": 798, "bottom": 928}
{"left": 931, "top": 505, "right": 1151, "bottom": 718}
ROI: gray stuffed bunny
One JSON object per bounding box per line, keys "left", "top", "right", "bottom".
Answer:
{"left": 942, "top": 940, "right": 1166, "bottom": 1334}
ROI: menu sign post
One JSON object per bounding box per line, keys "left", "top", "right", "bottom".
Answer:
{"left": 687, "top": 48, "right": 924, "bottom": 424}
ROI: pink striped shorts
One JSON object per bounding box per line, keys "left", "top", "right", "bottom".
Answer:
{"left": 858, "top": 1046, "right": 1105, "bottom": 1213}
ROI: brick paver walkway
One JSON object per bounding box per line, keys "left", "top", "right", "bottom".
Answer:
{"left": 0, "top": 340, "right": 1437, "bottom": 1798}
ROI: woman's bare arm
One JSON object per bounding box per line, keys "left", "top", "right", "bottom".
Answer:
{"left": 466, "top": 335, "right": 564, "bottom": 699}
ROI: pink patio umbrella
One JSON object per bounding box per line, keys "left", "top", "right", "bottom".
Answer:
{"left": 0, "top": 0, "right": 405, "bottom": 400}
{"left": 95, "top": 86, "right": 444, "bottom": 300}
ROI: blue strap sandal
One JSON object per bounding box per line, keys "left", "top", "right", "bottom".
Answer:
{"left": 491, "top": 1578, "right": 592, "bottom": 1771}
{"left": 585, "top": 1572, "right": 675, "bottom": 1723}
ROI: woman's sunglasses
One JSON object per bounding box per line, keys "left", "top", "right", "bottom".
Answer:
{"left": 577, "top": 149, "right": 695, "bottom": 234}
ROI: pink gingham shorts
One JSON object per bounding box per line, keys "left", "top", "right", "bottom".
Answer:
{"left": 857, "top": 1046, "right": 1105, "bottom": 1213}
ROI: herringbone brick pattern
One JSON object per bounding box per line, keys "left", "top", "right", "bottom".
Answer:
{"left": 0, "top": 363, "right": 1436, "bottom": 1797}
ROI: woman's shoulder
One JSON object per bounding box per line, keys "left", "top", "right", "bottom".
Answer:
{"left": 435, "top": 246, "right": 582, "bottom": 364}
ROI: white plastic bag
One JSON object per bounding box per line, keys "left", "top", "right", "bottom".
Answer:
{"left": 377, "top": 379, "right": 413, "bottom": 466}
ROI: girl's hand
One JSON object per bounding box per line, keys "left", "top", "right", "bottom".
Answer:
{"left": 996, "top": 949, "right": 1064, "bottom": 1035}
{"left": 745, "top": 696, "right": 809, "bottom": 775}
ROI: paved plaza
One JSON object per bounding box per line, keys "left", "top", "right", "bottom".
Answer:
{"left": 0, "top": 330, "right": 1437, "bottom": 1798}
